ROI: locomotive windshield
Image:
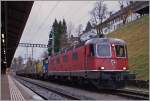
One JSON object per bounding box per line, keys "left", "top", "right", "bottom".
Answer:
{"left": 97, "top": 44, "right": 111, "bottom": 57}
{"left": 115, "top": 45, "right": 126, "bottom": 57}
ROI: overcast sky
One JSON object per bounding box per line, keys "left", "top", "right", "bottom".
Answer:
{"left": 14, "top": 1, "right": 120, "bottom": 61}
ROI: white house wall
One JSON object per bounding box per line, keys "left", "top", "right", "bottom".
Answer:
{"left": 103, "top": 12, "right": 140, "bottom": 35}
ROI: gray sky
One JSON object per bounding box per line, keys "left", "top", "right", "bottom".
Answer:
{"left": 14, "top": 1, "right": 120, "bottom": 60}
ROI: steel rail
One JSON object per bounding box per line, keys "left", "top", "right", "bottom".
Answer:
{"left": 15, "top": 75, "right": 149, "bottom": 100}
{"left": 15, "top": 76, "right": 80, "bottom": 100}
{"left": 15, "top": 77, "right": 48, "bottom": 100}
{"left": 109, "top": 89, "right": 149, "bottom": 100}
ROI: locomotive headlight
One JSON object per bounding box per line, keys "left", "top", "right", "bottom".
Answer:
{"left": 101, "top": 67, "right": 105, "bottom": 70}
{"left": 123, "top": 67, "right": 126, "bottom": 70}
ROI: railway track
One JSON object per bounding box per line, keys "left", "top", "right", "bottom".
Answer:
{"left": 15, "top": 76, "right": 80, "bottom": 100}
{"left": 113, "top": 89, "right": 149, "bottom": 100}
{"left": 87, "top": 85, "right": 149, "bottom": 100}
{"left": 15, "top": 76, "right": 149, "bottom": 100}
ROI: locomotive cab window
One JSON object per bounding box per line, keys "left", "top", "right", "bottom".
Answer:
{"left": 89, "top": 44, "right": 95, "bottom": 56}
{"left": 115, "top": 45, "right": 125, "bottom": 57}
{"left": 97, "top": 44, "right": 111, "bottom": 57}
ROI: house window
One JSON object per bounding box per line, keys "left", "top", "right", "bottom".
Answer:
{"left": 112, "top": 20, "right": 114, "bottom": 24}
{"left": 104, "top": 29, "right": 107, "bottom": 33}
{"left": 116, "top": 18, "right": 117, "bottom": 22}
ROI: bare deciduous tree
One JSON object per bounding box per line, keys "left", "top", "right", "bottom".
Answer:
{"left": 12, "top": 58, "right": 18, "bottom": 71}
{"left": 76, "top": 24, "right": 83, "bottom": 36}
{"left": 26, "top": 57, "right": 33, "bottom": 67}
{"left": 67, "top": 21, "right": 74, "bottom": 38}
{"left": 41, "top": 50, "right": 49, "bottom": 59}
{"left": 118, "top": 0, "right": 130, "bottom": 8}
{"left": 12, "top": 58, "right": 17, "bottom": 65}
{"left": 118, "top": 0, "right": 132, "bottom": 24}
{"left": 90, "top": 1, "right": 107, "bottom": 37}
{"left": 118, "top": 0, "right": 124, "bottom": 8}
{"left": 11, "top": 56, "right": 23, "bottom": 71}
{"left": 18, "top": 56, "right": 23, "bottom": 65}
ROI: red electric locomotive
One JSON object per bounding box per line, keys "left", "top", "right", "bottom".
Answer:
{"left": 48, "top": 38, "right": 135, "bottom": 89}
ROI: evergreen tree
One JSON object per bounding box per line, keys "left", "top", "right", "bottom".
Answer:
{"left": 48, "top": 30, "right": 53, "bottom": 56}
{"left": 53, "top": 20, "right": 61, "bottom": 52}
{"left": 48, "top": 19, "right": 59, "bottom": 55}
{"left": 60, "top": 19, "right": 68, "bottom": 49}
{"left": 62, "top": 19, "right": 67, "bottom": 34}
{"left": 48, "top": 19, "right": 69, "bottom": 55}
{"left": 58, "top": 21, "right": 63, "bottom": 35}
{"left": 85, "top": 21, "right": 92, "bottom": 32}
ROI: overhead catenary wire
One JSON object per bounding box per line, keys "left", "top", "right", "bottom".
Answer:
{"left": 15, "top": 1, "right": 96, "bottom": 60}
{"left": 35, "top": 1, "right": 93, "bottom": 39}
{"left": 35, "top": 1, "right": 60, "bottom": 34}
{"left": 28, "top": 3, "right": 42, "bottom": 35}
{"left": 36, "top": 1, "right": 89, "bottom": 35}
{"left": 33, "top": 1, "right": 60, "bottom": 44}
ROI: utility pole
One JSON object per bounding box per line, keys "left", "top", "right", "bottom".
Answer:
{"left": 19, "top": 43, "right": 48, "bottom": 65}
{"left": 31, "top": 47, "right": 33, "bottom": 66}
{"left": 26, "top": 47, "right": 28, "bottom": 63}
{"left": 52, "top": 32, "right": 55, "bottom": 55}
{"left": 49, "top": 29, "right": 55, "bottom": 55}
{"left": 32, "top": 47, "right": 33, "bottom": 60}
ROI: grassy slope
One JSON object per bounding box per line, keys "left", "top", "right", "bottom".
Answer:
{"left": 108, "top": 16, "right": 149, "bottom": 80}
